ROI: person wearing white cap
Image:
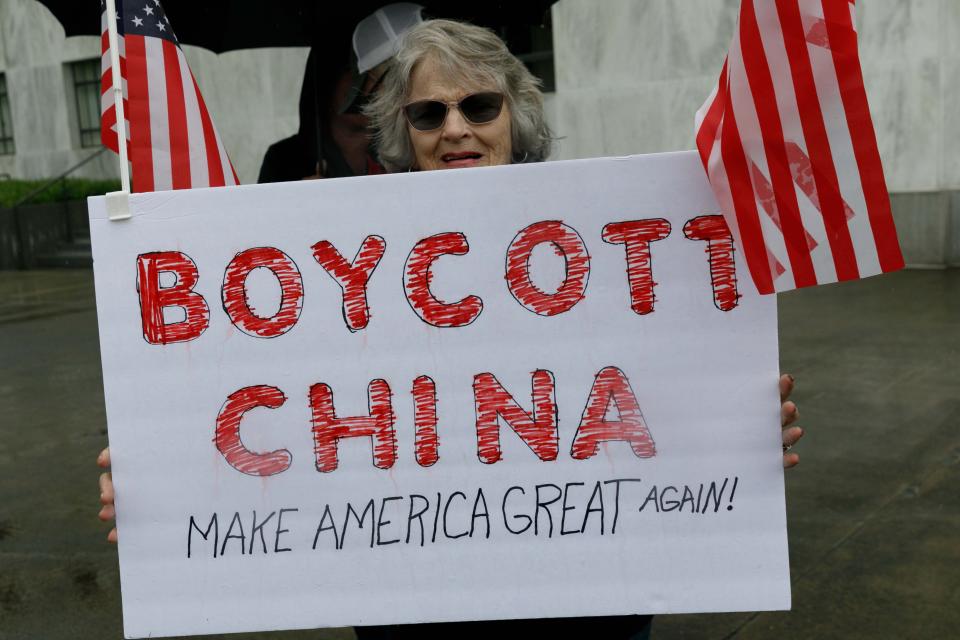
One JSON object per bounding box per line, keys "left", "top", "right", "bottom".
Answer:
{"left": 356, "top": 4, "right": 425, "bottom": 79}
{"left": 257, "top": 3, "right": 424, "bottom": 182}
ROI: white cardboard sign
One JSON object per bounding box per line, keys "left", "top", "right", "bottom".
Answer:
{"left": 88, "top": 152, "right": 790, "bottom": 638}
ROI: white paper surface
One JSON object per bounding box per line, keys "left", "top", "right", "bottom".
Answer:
{"left": 88, "top": 152, "right": 790, "bottom": 638}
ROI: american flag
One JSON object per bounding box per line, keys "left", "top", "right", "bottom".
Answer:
{"left": 100, "top": 0, "right": 239, "bottom": 192}
{"left": 695, "top": 0, "right": 903, "bottom": 294}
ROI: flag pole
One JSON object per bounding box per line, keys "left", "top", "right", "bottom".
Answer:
{"left": 105, "top": 0, "right": 130, "bottom": 193}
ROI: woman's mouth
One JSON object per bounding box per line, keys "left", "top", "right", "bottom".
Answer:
{"left": 441, "top": 151, "right": 483, "bottom": 168}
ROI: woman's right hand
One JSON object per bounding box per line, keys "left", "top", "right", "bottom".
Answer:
{"left": 97, "top": 447, "right": 118, "bottom": 543}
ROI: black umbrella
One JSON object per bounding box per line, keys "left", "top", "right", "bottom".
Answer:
{"left": 35, "top": 1, "right": 556, "bottom": 53}
{"left": 39, "top": 0, "right": 558, "bottom": 181}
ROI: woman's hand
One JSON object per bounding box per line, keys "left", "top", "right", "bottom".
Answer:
{"left": 97, "top": 447, "right": 118, "bottom": 543}
{"left": 780, "top": 374, "right": 803, "bottom": 469}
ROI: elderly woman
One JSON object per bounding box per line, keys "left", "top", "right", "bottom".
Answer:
{"left": 365, "top": 19, "right": 551, "bottom": 172}
{"left": 364, "top": 16, "right": 801, "bottom": 460}
{"left": 97, "top": 17, "right": 803, "bottom": 640}
{"left": 360, "top": 17, "right": 802, "bottom": 640}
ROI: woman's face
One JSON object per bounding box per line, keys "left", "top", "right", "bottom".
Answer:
{"left": 405, "top": 56, "right": 513, "bottom": 171}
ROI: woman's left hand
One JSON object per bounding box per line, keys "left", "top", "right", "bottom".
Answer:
{"left": 780, "top": 374, "right": 803, "bottom": 469}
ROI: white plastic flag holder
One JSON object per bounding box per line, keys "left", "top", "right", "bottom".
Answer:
{"left": 104, "top": 0, "right": 131, "bottom": 221}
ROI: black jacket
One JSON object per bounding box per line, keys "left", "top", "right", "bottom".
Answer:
{"left": 258, "top": 46, "right": 357, "bottom": 183}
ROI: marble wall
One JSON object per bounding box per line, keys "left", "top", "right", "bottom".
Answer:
{"left": 549, "top": 0, "right": 737, "bottom": 160}
{"left": 183, "top": 46, "right": 307, "bottom": 183}
{"left": 547, "top": 0, "right": 959, "bottom": 265}
{"left": 549, "top": 0, "right": 955, "bottom": 196}
{"left": 0, "top": 0, "right": 305, "bottom": 184}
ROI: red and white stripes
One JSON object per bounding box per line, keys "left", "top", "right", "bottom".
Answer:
{"left": 100, "top": 26, "right": 129, "bottom": 154}
{"left": 100, "top": 4, "right": 239, "bottom": 193}
{"left": 695, "top": 0, "right": 902, "bottom": 294}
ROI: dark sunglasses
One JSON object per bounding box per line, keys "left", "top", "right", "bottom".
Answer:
{"left": 403, "top": 92, "right": 505, "bottom": 131}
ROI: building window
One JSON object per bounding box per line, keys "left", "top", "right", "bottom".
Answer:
{"left": 0, "top": 74, "right": 14, "bottom": 155}
{"left": 70, "top": 59, "right": 101, "bottom": 148}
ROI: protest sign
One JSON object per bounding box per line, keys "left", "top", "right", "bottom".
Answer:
{"left": 88, "top": 151, "right": 790, "bottom": 638}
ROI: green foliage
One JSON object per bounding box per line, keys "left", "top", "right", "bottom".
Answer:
{"left": 0, "top": 178, "right": 122, "bottom": 208}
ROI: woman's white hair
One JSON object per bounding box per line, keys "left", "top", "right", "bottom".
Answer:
{"left": 365, "top": 19, "right": 552, "bottom": 172}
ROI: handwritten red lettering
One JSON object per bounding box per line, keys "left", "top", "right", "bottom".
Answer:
{"left": 215, "top": 385, "right": 292, "bottom": 476}
{"left": 312, "top": 236, "right": 387, "bottom": 331}
{"left": 473, "top": 370, "right": 558, "bottom": 464}
{"left": 571, "top": 367, "right": 655, "bottom": 460}
{"left": 221, "top": 247, "right": 304, "bottom": 337}
{"left": 412, "top": 375, "right": 439, "bottom": 467}
{"left": 602, "top": 219, "right": 672, "bottom": 315}
{"left": 310, "top": 380, "right": 397, "bottom": 472}
{"left": 403, "top": 232, "right": 483, "bottom": 327}
{"left": 136, "top": 251, "right": 210, "bottom": 345}
{"left": 683, "top": 215, "right": 740, "bottom": 311}
{"left": 505, "top": 221, "right": 590, "bottom": 316}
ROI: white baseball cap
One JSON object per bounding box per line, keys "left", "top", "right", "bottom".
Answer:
{"left": 352, "top": 3, "right": 425, "bottom": 74}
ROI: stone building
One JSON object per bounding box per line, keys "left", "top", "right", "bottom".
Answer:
{"left": 0, "top": 0, "right": 956, "bottom": 266}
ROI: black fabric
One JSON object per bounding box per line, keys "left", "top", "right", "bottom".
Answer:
{"left": 355, "top": 614, "right": 654, "bottom": 640}
{"left": 257, "top": 134, "right": 313, "bottom": 184}
{"left": 257, "top": 41, "right": 356, "bottom": 183}
{"left": 50, "top": 3, "right": 559, "bottom": 53}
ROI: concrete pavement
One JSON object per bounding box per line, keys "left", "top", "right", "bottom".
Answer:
{"left": 0, "top": 268, "right": 957, "bottom": 639}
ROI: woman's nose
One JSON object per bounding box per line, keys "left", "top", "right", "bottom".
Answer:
{"left": 441, "top": 106, "right": 470, "bottom": 140}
